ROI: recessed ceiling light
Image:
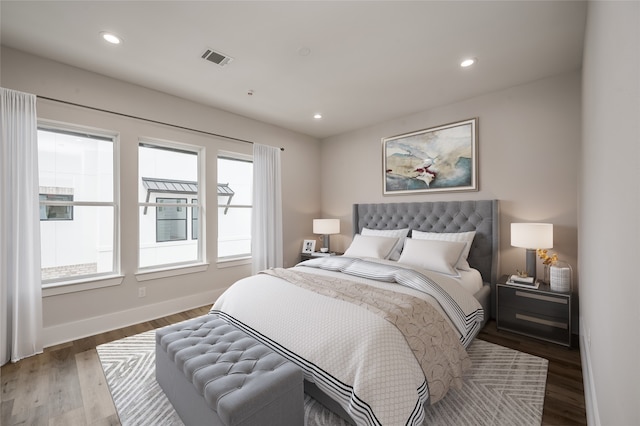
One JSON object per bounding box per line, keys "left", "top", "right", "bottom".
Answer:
{"left": 313, "top": 113, "right": 322, "bottom": 119}
{"left": 101, "top": 32, "right": 122, "bottom": 45}
{"left": 460, "top": 58, "right": 476, "bottom": 68}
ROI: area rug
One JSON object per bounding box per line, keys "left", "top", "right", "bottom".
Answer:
{"left": 97, "top": 330, "right": 548, "bottom": 426}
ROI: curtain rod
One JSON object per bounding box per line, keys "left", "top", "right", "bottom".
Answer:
{"left": 37, "top": 95, "right": 284, "bottom": 151}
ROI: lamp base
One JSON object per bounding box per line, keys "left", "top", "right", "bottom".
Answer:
{"left": 322, "top": 235, "right": 330, "bottom": 253}
{"left": 525, "top": 248, "right": 537, "bottom": 282}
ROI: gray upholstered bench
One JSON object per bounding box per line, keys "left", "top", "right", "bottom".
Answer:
{"left": 155, "top": 314, "right": 304, "bottom": 426}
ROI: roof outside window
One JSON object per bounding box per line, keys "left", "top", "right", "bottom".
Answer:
{"left": 141, "top": 177, "right": 234, "bottom": 214}
{"left": 217, "top": 183, "right": 234, "bottom": 214}
{"left": 142, "top": 177, "right": 198, "bottom": 194}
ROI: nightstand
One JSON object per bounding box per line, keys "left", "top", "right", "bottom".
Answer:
{"left": 300, "top": 252, "right": 342, "bottom": 262}
{"left": 496, "top": 274, "right": 572, "bottom": 347}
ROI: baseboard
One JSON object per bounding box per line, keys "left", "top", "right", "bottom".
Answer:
{"left": 580, "top": 318, "right": 601, "bottom": 426}
{"left": 43, "top": 287, "right": 228, "bottom": 348}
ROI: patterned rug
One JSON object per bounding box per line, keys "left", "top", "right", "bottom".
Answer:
{"left": 97, "top": 330, "right": 548, "bottom": 426}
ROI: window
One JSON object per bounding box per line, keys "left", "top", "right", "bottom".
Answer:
{"left": 156, "top": 198, "right": 187, "bottom": 242}
{"left": 37, "top": 124, "right": 118, "bottom": 283}
{"left": 40, "top": 192, "right": 73, "bottom": 220}
{"left": 139, "top": 141, "right": 202, "bottom": 269}
{"left": 217, "top": 154, "right": 252, "bottom": 260}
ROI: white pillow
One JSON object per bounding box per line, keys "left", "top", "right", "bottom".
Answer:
{"left": 343, "top": 234, "right": 399, "bottom": 259}
{"left": 361, "top": 227, "right": 410, "bottom": 261}
{"left": 410, "top": 230, "right": 476, "bottom": 270}
{"left": 398, "top": 238, "right": 466, "bottom": 276}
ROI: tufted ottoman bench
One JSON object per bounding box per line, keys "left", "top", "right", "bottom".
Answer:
{"left": 155, "top": 314, "right": 304, "bottom": 426}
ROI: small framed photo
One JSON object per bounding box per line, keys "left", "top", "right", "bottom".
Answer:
{"left": 302, "top": 239, "right": 316, "bottom": 253}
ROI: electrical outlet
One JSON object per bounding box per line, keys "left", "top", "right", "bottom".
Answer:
{"left": 138, "top": 287, "right": 146, "bottom": 298}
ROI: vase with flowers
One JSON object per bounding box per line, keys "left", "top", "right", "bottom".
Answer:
{"left": 537, "top": 249, "right": 558, "bottom": 284}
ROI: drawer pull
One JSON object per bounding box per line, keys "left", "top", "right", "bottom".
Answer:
{"left": 516, "top": 313, "right": 568, "bottom": 329}
{"left": 515, "top": 290, "right": 567, "bottom": 304}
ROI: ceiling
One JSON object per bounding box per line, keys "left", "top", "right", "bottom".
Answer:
{"left": 0, "top": 1, "right": 587, "bottom": 139}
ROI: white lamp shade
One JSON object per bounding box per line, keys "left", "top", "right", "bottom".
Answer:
{"left": 313, "top": 219, "right": 340, "bottom": 235}
{"left": 511, "top": 223, "right": 553, "bottom": 249}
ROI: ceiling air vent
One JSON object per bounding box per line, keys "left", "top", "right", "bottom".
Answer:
{"left": 201, "top": 48, "right": 233, "bottom": 67}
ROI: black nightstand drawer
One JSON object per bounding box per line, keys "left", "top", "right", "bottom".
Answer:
{"left": 498, "top": 286, "right": 569, "bottom": 320}
{"left": 498, "top": 306, "right": 571, "bottom": 346}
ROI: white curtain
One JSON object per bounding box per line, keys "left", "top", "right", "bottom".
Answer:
{"left": 0, "top": 88, "right": 43, "bottom": 365}
{"left": 251, "top": 144, "right": 283, "bottom": 274}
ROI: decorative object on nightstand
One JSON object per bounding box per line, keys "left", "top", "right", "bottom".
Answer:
{"left": 301, "top": 239, "right": 315, "bottom": 254}
{"left": 549, "top": 260, "right": 572, "bottom": 292}
{"left": 537, "top": 249, "right": 558, "bottom": 284}
{"left": 313, "top": 218, "right": 340, "bottom": 253}
{"left": 510, "top": 223, "right": 553, "bottom": 283}
{"left": 497, "top": 274, "right": 571, "bottom": 347}
{"left": 505, "top": 274, "right": 539, "bottom": 289}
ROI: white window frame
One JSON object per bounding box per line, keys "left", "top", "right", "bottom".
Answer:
{"left": 217, "top": 151, "right": 253, "bottom": 265}
{"left": 38, "top": 120, "right": 122, "bottom": 296}
{"left": 136, "top": 138, "right": 207, "bottom": 279}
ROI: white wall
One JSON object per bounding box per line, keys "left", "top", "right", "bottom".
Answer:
{"left": 320, "top": 72, "right": 581, "bottom": 301}
{"left": 1, "top": 47, "right": 321, "bottom": 346}
{"left": 580, "top": 1, "right": 640, "bottom": 425}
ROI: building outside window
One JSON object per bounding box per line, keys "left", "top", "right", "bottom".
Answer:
{"left": 37, "top": 124, "right": 118, "bottom": 283}
{"left": 156, "top": 197, "right": 187, "bottom": 242}
{"left": 217, "top": 154, "right": 252, "bottom": 260}
{"left": 40, "top": 191, "right": 74, "bottom": 220}
{"left": 138, "top": 141, "right": 203, "bottom": 269}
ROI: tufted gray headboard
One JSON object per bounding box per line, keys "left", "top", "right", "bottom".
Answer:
{"left": 352, "top": 200, "right": 499, "bottom": 288}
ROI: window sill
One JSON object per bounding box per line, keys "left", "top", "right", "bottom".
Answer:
{"left": 217, "top": 256, "right": 251, "bottom": 269}
{"left": 43, "top": 274, "right": 124, "bottom": 297}
{"left": 135, "top": 262, "right": 209, "bottom": 282}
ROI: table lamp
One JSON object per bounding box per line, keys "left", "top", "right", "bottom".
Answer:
{"left": 511, "top": 223, "right": 553, "bottom": 282}
{"left": 313, "top": 219, "right": 340, "bottom": 253}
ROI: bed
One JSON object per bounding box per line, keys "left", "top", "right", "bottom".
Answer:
{"left": 211, "top": 200, "right": 499, "bottom": 426}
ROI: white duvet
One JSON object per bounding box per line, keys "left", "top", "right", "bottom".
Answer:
{"left": 211, "top": 259, "right": 483, "bottom": 426}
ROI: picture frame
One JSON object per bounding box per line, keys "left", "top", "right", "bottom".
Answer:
{"left": 382, "top": 118, "right": 478, "bottom": 195}
{"left": 302, "top": 239, "right": 316, "bottom": 253}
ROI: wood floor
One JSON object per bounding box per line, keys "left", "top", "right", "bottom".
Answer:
{"left": 2, "top": 307, "right": 586, "bottom": 426}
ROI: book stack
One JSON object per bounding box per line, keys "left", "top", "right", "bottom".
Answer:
{"left": 506, "top": 274, "right": 539, "bottom": 289}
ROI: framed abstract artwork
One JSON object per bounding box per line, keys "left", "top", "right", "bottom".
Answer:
{"left": 382, "top": 118, "right": 478, "bottom": 195}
